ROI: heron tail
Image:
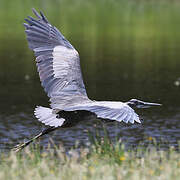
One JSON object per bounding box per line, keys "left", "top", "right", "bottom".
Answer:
{"left": 34, "top": 106, "right": 65, "bottom": 127}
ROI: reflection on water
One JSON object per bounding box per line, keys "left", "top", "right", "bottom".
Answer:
{"left": 0, "top": 37, "right": 180, "bottom": 152}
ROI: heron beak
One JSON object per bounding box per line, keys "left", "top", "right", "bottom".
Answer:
{"left": 138, "top": 101, "right": 162, "bottom": 108}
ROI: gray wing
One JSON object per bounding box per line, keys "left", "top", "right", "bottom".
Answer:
{"left": 64, "top": 103, "right": 141, "bottom": 124}
{"left": 24, "top": 9, "right": 87, "bottom": 105}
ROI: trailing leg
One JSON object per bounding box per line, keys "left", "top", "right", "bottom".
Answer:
{"left": 13, "top": 127, "right": 57, "bottom": 152}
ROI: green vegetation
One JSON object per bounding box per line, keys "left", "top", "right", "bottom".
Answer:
{"left": 0, "top": 138, "right": 180, "bottom": 180}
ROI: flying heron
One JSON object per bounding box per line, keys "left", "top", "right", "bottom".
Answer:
{"left": 14, "top": 9, "right": 161, "bottom": 152}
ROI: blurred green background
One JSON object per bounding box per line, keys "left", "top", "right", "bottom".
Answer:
{"left": 0, "top": 0, "right": 180, "bottom": 107}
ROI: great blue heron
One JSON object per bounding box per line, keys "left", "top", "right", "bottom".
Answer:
{"left": 14, "top": 9, "right": 161, "bottom": 152}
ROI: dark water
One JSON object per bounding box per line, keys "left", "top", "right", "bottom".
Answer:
{"left": 0, "top": 35, "right": 180, "bottom": 151}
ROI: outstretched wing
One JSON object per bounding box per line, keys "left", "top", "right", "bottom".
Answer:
{"left": 24, "top": 9, "right": 87, "bottom": 105}
{"left": 64, "top": 101, "right": 141, "bottom": 124}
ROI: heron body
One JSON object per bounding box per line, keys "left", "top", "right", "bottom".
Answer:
{"left": 13, "top": 9, "right": 161, "bottom": 151}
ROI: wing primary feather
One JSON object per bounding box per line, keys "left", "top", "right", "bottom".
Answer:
{"left": 27, "top": 36, "right": 49, "bottom": 43}
{"left": 23, "top": 23, "right": 29, "bottom": 29}
{"left": 116, "top": 110, "right": 126, "bottom": 122}
{"left": 27, "top": 16, "right": 48, "bottom": 27}
{"left": 28, "top": 26, "right": 49, "bottom": 36}
{"left": 32, "top": 8, "right": 41, "bottom": 19}
{"left": 25, "top": 18, "right": 48, "bottom": 31}
{"left": 25, "top": 30, "right": 48, "bottom": 39}
{"left": 108, "top": 111, "right": 119, "bottom": 120}
{"left": 123, "top": 111, "right": 131, "bottom": 123}
{"left": 115, "top": 110, "right": 124, "bottom": 121}
{"left": 40, "top": 11, "right": 49, "bottom": 23}
{"left": 27, "top": 16, "right": 38, "bottom": 22}
{"left": 135, "top": 114, "right": 141, "bottom": 123}
{"left": 24, "top": 18, "right": 33, "bottom": 25}
{"left": 130, "top": 113, "right": 135, "bottom": 124}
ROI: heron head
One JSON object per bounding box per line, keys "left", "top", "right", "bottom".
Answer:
{"left": 127, "top": 99, "right": 162, "bottom": 109}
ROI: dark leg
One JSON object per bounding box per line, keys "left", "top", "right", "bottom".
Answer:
{"left": 13, "top": 127, "right": 58, "bottom": 152}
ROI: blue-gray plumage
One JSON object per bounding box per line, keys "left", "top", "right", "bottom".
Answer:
{"left": 24, "top": 8, "right": 162, "bottom": 127}
{"left": 13, "top": 9, "right": 161, "bottom": 151}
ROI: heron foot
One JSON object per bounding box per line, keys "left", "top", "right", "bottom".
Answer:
{"left": 13, "top": 142, "right": 29, "bottom": 152}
